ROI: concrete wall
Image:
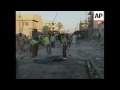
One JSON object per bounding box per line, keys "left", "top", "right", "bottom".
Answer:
{"left": 98, "top": 22, "right": 104, "bottom": 41}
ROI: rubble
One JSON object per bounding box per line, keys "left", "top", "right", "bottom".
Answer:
{"left": 96, "top": 58, "right": 101, "bottom": 60}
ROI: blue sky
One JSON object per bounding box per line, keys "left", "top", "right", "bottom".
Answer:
{"left": 16, "top": 11, "right": 89, "bottom": 33}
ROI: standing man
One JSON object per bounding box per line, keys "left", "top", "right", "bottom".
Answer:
{"left": 38, "top": 33, "right": 41, "bottom": 42}
{"left": 98, "top": 33, "right": 101, "bottom": 42}
{"left": 57, "top": 33, "right": 61, "bottom": 47}
{"left": 72, "top": 34, "right": 77, "bottom": 44}
{"left": 67, "top": 34, "right": 72, "bottom": 48}
{"left": 60, "top": 34, "right": 64, "bottom": 47}
{"left": 43, "top": 34, "right": 52, "bottom": 55}
{"left": 18, "top": 33, "right": 26, "bottom": 55}
{"left": 50, "top": 33, "right": 56, "bottom": 48}
{"left": 61, "top": 33, "right": 68, "bottom": 59}
{"left": 24, "top": 35, "right": 29, "bottom": 50}
{"left": 29, "top": 37, "right": 39, "bottom": 58}
{"left": 78, "top": 33, "right": 81, "bottom": 39}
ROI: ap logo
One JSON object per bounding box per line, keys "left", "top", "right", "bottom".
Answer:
{"left": 94, "top": 11, "right": 104, "bottom": 22}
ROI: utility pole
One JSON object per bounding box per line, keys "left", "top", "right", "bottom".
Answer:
{"left": 77, "top": 23, "right": 78, "bottom": 31}
{"left": 85, "top": 11, "right": 87, "bottom": 30}
{"left": 19, "top": 11, "right": 21, "bottom": 33}
{"left": 50, "top": 12, "right": 58, "bottom": 32}
{"left": 80, "top": 14, "right": 81, "bottom": 31}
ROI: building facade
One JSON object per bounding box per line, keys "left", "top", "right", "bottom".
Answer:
{"left": 43, "top": 21, "right": 64, "bottom": 33}
{"left": 43, "top": 21, "right": 58, "bottom": 31}
{"left": 79, "top": 20, "right": 89, "bottom": 31}
{"left": 16, "top": 14, "right": 43, "bottom": 36}
{"left": 87, "top": 11, "right": 102, "bottom": 39}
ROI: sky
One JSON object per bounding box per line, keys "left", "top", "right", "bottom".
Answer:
{"left": 16, "top": 11, "right": 89, "bottom": 33}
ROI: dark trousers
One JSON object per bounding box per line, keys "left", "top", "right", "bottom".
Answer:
{"left": 32, "top": 43, "right": 39, "bottom": 57}
{"left": 63, "top": 45, "right": 67, "bottom": 58}
{"left": 46, "top": 44, "right": 51, "bottom": 54}
{"left": 51, "top": 42, "right": 55, "bottom": 48}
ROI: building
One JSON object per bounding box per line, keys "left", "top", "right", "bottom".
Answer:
{"left": 43, "top": 21, "right": 64, "bottom": 33}
{"left": 87, "top": 11, "right": 102, "bottom": 39}
{"left": 79, "top": 20, "right": 89, "bottom": 31}
{"left": 16, "top": 14, "right": 43, "bottom": 36}
{"left": 43, "top": 21, "right": 58, "bottom": 31}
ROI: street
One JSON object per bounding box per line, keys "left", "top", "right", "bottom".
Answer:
{"left": 16, "top": 39, "right": 104, "bottom": 79}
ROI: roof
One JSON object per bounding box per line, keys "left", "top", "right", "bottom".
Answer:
{"left": 16, "top": 14, "right": 41, "bottom": 21}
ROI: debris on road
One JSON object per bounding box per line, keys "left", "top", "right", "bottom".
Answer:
{"left": 96, "top": 58, "right": 101, "bottom": 60}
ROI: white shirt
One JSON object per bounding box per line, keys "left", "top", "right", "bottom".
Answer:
{"left": 50, "top": 36, "right": 55, "bottom": 42}
{"left": 79, "top": 34, "right": 81, "bottom": 37}
{"left": 38, "top": 35, "right": 41, "bottom": 38}
{"left": 63, "top": 37, "right": 67, "bottom": 42}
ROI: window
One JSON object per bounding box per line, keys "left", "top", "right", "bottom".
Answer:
{"left": 25, "top": 22, "right": 28, "bottom": 25}
{"left": 52, "top": 27, "right": 54, "bottom": 29}
{"left": 52, "top": 23, "right": 54, "bottom": 25}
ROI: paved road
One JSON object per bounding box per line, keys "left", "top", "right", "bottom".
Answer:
{"left": 16, "top": 39, "right": 104, "bottom": 79}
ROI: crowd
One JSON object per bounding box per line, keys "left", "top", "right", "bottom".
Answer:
{"left": 16, "top": 32, "right": 77, "bottom": 59}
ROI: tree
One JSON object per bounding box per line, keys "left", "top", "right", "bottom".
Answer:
{"left": 43, "top": 26, "right": 50, "bottom": 34}
{"left": 57, "top": 22, "right": 63, "bottom": 31}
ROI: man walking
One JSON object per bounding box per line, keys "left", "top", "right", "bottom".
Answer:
{"left": 18, "top": 33, "right": 26, "bottom": 55}
{"left": 57, "top": 33, "right": 61, "bottom": 47}
{"left": 72, "top": 34, "right": 76, "bottom": 44}
{"left": 50, "top": 33, "right": 56, "bottom": 48}
{"left": 67, "top": 34, "right": 72, "bottom": 48}
{"left": 61, "top": 33, "right": 68, "bottom": 59}
{"left": 29, "top": 37, "right": 39, "bottom": 58}
{"left": 43, "top": 34, "right": 52, "bottom": 55}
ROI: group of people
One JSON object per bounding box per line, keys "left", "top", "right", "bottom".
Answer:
{"left": 16, "top": 32, "right": 77, "bottom": 59}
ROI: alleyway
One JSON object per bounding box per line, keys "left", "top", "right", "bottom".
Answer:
{"left": 16, "top": 39, "right": 104, "bottom": 79}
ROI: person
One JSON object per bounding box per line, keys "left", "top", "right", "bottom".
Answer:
{"left": 57, "top": 33, "right": 61, "bottom": 47}
{"left": 38, "top": 34, "right": 41, "bottom": 40}
{"left": 38, "top": 34, "right": 41, "bottom": 43}
{"left": 60, "top": 34, "right": 64, "bottom": 46}
{"left": 18, "top": 33, "right": 26, "bottom": 55}
{"left": 72, "top": 34, "right": 76, "bottom": 44}
{"left": 67, "top": 34, "right": 72, "bottom": 48}
{"left": 43, "top": 34, "right": 52, "bottom": 55}
{"left": 29, "top": 37, "right": 39, "bottom": 58}
{"left": 24, "top": 36, "right": 29, "bottom": 50}
{"left": 50, "top": 33, "right": 56, "bottom": 48}
{"left": 61, "top": 33, "right": 68, "bottom": 59}
{"left": 78, "top": 33, "right": 81, "bottom": 39}
{"left": 98, "top": 33, "right": 101, "bottom": 42}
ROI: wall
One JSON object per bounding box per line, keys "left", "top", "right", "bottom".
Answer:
{"left": 16, "top": 14, "right": 43, "bottom": 36}
{"left": 98, "top": 22, "right": 104, "bottom": 41}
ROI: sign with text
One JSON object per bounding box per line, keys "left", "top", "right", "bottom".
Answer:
{"left": 94, "top": 11, "right": 104, "bottom": 22}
